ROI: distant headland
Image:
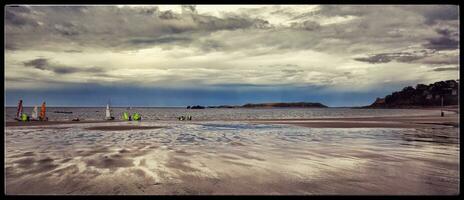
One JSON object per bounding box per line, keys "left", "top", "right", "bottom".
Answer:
{"left": 187, "top": 102, "right": 328, "bottom": 109}
{"left": 366, "top": 79, "right": 459, "bottom": 108}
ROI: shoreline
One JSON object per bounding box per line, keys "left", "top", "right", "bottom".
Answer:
{"left": 5, "top": 112, "right": 458, "bottom": 129}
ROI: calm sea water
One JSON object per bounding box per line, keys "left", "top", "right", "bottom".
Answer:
{"left": 4, "top": 107, "right": 441, "bottom": 121}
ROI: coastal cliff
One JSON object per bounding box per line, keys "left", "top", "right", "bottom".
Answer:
{"left": 367, "top": 80, "right": 459, "bottom": 108}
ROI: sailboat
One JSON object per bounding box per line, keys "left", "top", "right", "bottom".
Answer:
{"left": 106, "top": 101, "right": 115, "bottom": 120}
{"left": 31, "top": 106, "right": 38, "bottom": 121}
{"left": 14, "top": 99, "right": 23, "bottom": 121}
{"left": 39, "top": 102, "right": 48, "bottom": 121}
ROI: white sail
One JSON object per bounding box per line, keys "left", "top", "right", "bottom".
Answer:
{"left": 32, "top": 106, "right": 38, "bottom": 120}
{"left": 106, "top": 104, "right": 112, "bottom": 119}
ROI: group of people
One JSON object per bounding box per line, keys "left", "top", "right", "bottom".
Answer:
{"left": 178, "top": 115, "right": 192, "bottom": 121}
{"left": 14, "top": 100, "right": 48, "bottom": 122}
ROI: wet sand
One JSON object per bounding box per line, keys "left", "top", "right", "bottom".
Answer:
{"left": 251, "top": 114, "right": 459, "bottom": 128}
{"left": 6, "top": 111, "right": 459, "bottom": 129}
{"left": 4, "top": 111, "right": 460, "bottom": 195}
{"left": 5, "top": 120, "right": 119, "bottom": 127}
{"left": 85, "top": 125, "right": 164, "bottom": 131}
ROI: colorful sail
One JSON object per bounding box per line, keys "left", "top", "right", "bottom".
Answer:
{"left": 16, "top": 99, "right": 23, "bottom": 119}
{"left": 122, "top": 112, "right": 130, "bottom": 121}
{"left": 31, "top": 106, "right": 38, "bottom": 120}
{"left": 132, "top": 113, "right": 141, "bottom": 121}
{"left": 40, "top": 102, "right": 46, "bottom": 121}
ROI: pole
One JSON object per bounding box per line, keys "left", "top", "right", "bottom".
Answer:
{"left": 441, "top": 96, "right": 444, "bottom": 117}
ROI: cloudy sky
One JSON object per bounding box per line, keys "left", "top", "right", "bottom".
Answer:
{"left": 5, "top": 5, "right": 459, "bottom": 107}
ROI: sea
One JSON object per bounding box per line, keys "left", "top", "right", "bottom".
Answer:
{"left": 4, "top": 107, "right": 444, "bottom": 121}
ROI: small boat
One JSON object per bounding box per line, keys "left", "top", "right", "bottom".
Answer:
{"left": 15, "top": 99, "right": 31, "bottom": 122}
{"left": 106, "top": 103, "right": 115, "bottom": 120}
{"left": 39, "top": 102, "right": 48, "bottom": 121}
{"left": 14, "top": 99, "right": 23, "bottom": 121}
{"left": 122, "top": 111, "right": 131, "bottom": 121}
{"left": 132, "top": 112, "right": 141, "bottom": 121}
{"left": 31, "top": 106, "right": 39, "bottom": 121}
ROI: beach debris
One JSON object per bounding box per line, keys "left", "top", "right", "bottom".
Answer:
{"left": 72, "top": 118, "right": 80, "bottom": 121}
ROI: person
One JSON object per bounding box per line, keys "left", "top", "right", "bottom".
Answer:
{"left": 188, "top": 116, "right": 192, "bottom": 120}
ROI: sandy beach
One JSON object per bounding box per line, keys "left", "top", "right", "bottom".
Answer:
{"left": 4, "top": 110, "right": 460, "bottom": 195}
{"left": 250, "top": 113, "right": 459, "bottom": 128}
{"left": 6, "top": 109, "right": 458, "bottom": 129}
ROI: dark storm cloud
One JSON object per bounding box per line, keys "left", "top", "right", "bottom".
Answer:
{"left": 290, "top": 20, "right": 321, "bottom": 31}
{"left": 5, "top": 6, "right": 38, "bottom": 26}
{"left": 23, "top": 58, "right": 105, "bottom": 74}
{"left": 129, "top": 36, "right": 192, "bottom": 45}
{"left": 24, "top": 58, "right": 49, "bottom": 70}
{"left": 5, "top": 5, "right": 459, "bottom": 56}
{"left": 432, "top": 66, "right": 459, "bottom": 72}
{"left": 354, "top": 52, "right": 425, "bottom": 64}
{"left": 315, "top": 5, "right": 458, "bottom": 23}
{"left": 423, "top": 28, "right": 459, "bottom": 51}
{"left": 354, "top": 49, "right": 459, "bottom": 66}
{"left": 159, "top": 10, "right": 178, "bottom": 20}
{"left": 424, "top": 37, "right": 459, "bottom": 50}
{"left": 5, "top": 6, "right": 272, "bottom": 51}
{"left": 418, "top": 5, "right": 459, "bottom": 24}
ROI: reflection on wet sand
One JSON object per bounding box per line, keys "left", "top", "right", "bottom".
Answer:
{"left": 5, "top": 121, "right": 459, "bottom": 195}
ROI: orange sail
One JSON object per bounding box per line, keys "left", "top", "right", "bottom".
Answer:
{"left": 40, "top": 102, "right": 46, "bottom": 121}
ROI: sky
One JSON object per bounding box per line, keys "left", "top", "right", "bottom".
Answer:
{"left": 4, "top": 5, "right": 460, "bottom": 107}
